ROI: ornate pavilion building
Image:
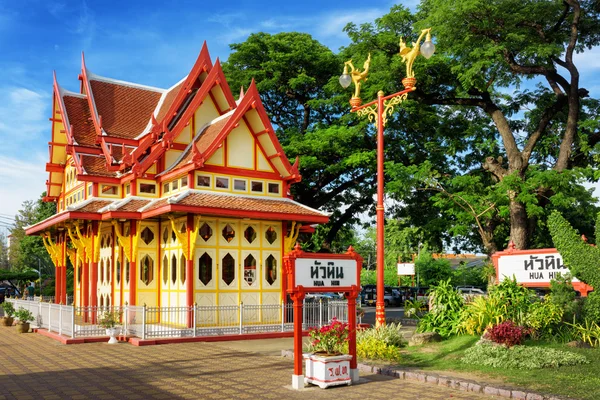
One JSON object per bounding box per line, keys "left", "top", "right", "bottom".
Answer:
{"left": 26, "top": 43, "right": 328, "bottom": 311}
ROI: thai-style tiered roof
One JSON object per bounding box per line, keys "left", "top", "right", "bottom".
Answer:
{"left": 29, "top": 43, "right": 327, "bottom": 235}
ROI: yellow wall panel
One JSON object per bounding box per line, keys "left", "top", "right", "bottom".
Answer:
{"left": 174, "top": 122, "right": 192, "bottom": 145}
{"left": 226, "top": 123, "right": 254, "bottom": 169}
{"left": 164, "top": 150, "right": 183, "bottom": 171}
{"left": 194, "top": 101, "right": 220, "bottom": 132}
{"left": 206, "top": 146, "right": 224, "bottom": 166}
{"left": 256, "top": 146, "right": 273, "bottom": 172}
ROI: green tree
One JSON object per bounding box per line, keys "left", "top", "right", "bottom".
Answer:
{"left": 9, "top": 193, "right": 56, "bottom": 274}
{"left": 222, "top": 32, "right": 436, "bottom": 248}
{"left": 415, "top": 250, "right": 453, "bottom": 286}
{"left": 343, "top": 2, "right": 600, "bottom": 254}
{"left": 0, "top": 233, "right": 9, "bottom": 269}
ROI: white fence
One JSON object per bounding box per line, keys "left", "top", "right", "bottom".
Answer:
{"left": 5, "top": 298, "right": 359, "bottom": 340}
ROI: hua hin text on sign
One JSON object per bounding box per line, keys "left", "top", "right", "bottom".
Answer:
{"left": 295, "top": 258, "right": 358, "bottom": 288}
{"left": 497, "top": 252, "right": 580, "bottom": 283}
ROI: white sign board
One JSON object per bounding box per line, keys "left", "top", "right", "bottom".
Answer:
{"left": 397, "top": 263, "right": 415, "bottom": 275}
{"left": 497, "top": 252, "right": 579, "bottom": 284}
{"left": 295, "top": 258, "right": 358, "bottom": 288}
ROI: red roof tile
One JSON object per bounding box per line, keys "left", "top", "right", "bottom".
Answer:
{"left": 144, "top": 192, "right": 326, "bottom": 220}
{"left": 81, "top": 155, "right": 117, "bottom": 177}
{"left": 63, "top": 95, "right": 97, "bottom": 147}
{"left": 90, "top": 80, "right": 162, "bottom": 139}
{"left": 115, "top": 199, "right": 150, "bottom": 212}
{"left": 77, "top": 200, "right": 113, "bottom": 213}
{"left": 156, "top": 81, "right": 184, "bottom": 123}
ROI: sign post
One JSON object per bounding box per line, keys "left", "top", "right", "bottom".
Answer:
{"left": 284, "top": 244, "right": 363, "bottom": 390}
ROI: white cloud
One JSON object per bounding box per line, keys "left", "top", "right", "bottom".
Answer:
{"left": 0, "top": 154, "right": 47, "bottom": 219}
{"left": 0, "top": 86, "right": 50, "bottom": 152}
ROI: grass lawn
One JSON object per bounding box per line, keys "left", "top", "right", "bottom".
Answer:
{"left": 394, "top": 336, "right": 600, "bottom": 399}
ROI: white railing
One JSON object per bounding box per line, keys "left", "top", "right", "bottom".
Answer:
{"left": 5, "top": 298, "right": 360, "bottom": 340}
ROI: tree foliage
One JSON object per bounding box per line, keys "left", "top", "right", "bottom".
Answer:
{"left": 548, "top": 210, "right": 600, "bottom": 320}
{"left": 222, "top": 2, "right": 600, "bottom": 255}
{"left": 8, "top": 192, "right": 55, "bottom": 274}
{"left": 344, "top": 1, "right": 600, "bottom": 254}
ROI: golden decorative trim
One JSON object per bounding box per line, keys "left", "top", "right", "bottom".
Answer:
{"left": 356, "top": 105, "right": 379, "bottom": 127}
{"left": 284, "top": 221, "right": 302, "bottom": 255}
{"left": 382, "top": 93, "right": 409, "bottom": 127}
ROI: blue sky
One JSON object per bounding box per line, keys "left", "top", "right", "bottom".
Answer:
{"left": 0, "top": 0, "right": 411, "bottom": 232}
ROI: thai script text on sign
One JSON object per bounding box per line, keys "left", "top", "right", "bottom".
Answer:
{"left": 497, "top": 252, "right": 580, "bottom": 283}
{"left": 295, "top": 258, "right": 358, "bottom": 288}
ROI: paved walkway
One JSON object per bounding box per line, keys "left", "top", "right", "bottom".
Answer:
{"left": 0, "top": 327, "right": 495, "bottom": 399}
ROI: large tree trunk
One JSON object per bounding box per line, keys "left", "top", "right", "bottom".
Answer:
{"left": 509, "top": 200, "right": 528, "bottom": 249}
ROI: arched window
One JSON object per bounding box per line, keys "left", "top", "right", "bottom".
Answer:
{"left": 125, "top": 261, "right": 130, "bottom": 284}
{"left": 222, "top": 253, "right": 235, "bottom": 285}
{"left": 140, "top": 255, "right": 154, "bottom": 285}
{"left": 171, "top": 254, "right": 177, "bottom": 285}
{"left": 266, "top": 255, "right": 277, "bottom": 285}
{"left": 180, "top": 254, "right": 186, "bottom": 285}
{"left": 162, "top": 255, "right": 168, "bottom": 285}
{"left": 244, "top": 254, "right": 256, "bottom": 286}
{"left": 115, "top": 259, "right": 121, "bottom": 285}
{"left": 198, "top": 253, "right": 212, "bottom": 286}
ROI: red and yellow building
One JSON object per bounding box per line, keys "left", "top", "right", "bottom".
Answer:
{"left": 26, "top": 43, "right": 328, "bottom": 311}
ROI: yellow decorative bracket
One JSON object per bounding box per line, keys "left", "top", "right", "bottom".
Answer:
{"left": 67, "top": 225, "right": 85, "bottom": 264}
{"left": 169, "top": 216, "right": 200, "bottom": 260}
{"left": 112, "top": 220, "right": 132, "bottom": 263}
{"left": 74, "top": 221, "right": 93, "bottom": 263}
{"left": 67, "top": 248, "right": 78, "bottom": 267}
{"left": 284, "top": 221, "right": 302, "bottom": 254}
{"left": 93, "top": 222, "right": 102, "bottom": 263}
{"left": 42, "top": 234, "right": 61, "bottom": 267}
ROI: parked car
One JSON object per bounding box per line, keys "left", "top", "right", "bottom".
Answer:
{"left": 456, "top": 286, "right": 486, "bottom": 298}
{"left": 360, "top": 285, "right": 402, "bottom": 307}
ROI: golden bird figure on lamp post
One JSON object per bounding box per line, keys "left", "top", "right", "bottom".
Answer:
{"left": 339, "top": 28, "right": 435, "bottom": 328}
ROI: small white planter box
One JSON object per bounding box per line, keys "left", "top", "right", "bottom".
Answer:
{"left": 303, "top": 353, "right": 352, "bottom": 389}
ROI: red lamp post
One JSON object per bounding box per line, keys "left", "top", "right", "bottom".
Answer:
{"left": 339, "top": 29, "right": 435, "bottom": 327}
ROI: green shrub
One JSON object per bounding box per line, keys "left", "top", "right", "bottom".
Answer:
{"left": 456, "top": 295, "right": 505, "bottom": 335}
{"left": 568, "top": 320, "right": 600, "bottom": 348}
{"left": 549, "top": 273, "right": 585, "bottom": 322}
{"left": 417, "top": 279, "right": 464, "bottom": 338}
{"left": 356, "top": 323, "right": 406, "bottom": 362}
{"left": 14, "top": 308, "right": 34, "bottom": 323}
{"left": 404, "top": 299, "right": 427, "bottom": 319}
{"left": 457, "top": 277, "right": 535, "bottom": 335}
{"left": 462, "top": 344, "right": 589, "bottom": 369}
{"left": 525, "top": 299, "right": 563, "bottom": 339}
{"left": 1, "top": 301, "right": 15, "bottom": 318}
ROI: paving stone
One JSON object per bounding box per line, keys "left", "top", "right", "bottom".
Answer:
{"left": 512, "top": 390, "right": 528, "bottom": 399}
{"left": 0, "top": 327, "right": 497, "bottom": 399}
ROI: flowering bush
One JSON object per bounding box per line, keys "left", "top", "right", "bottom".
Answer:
{"left": 486, "top": 320, "right": 529, "bottom": 347}
{"left": 98, "top": 310, "right": 122, "bottom": 329}
{"left": 307, "top": 318, "right": 350, "bottom": 355}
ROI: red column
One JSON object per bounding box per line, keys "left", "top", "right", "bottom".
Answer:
{"left": 375, "top": 91, "right": 386, "bottom": 328}
{"left": 128, "top": 221, "right": 137, "bottom": 306}
{"left": 82, "top": 259, "right": 89, "bottom": 308}
{"left": 347, "top": 289, "right": 358, "bottom": 371}
{"left": 54, "top": 264, "right": 60, "bottom": 303}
